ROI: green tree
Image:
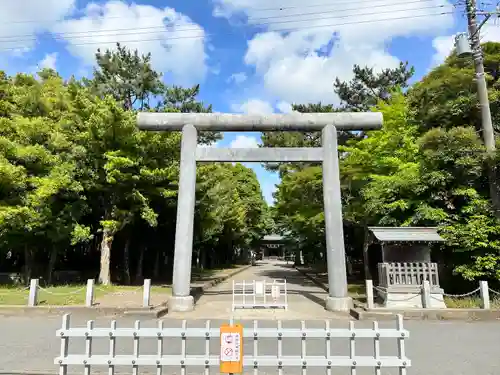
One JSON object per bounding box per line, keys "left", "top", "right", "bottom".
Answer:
{"left": 334, "top": 62, "right": 414, "bottom": 111}
{"left": 342, "top": 93, "right": 500, "bottom": 282}
{"left": 156, "top": 84, "right": 220, "bottom": 145}
{"left": 89, "top": 43, "right": 163, "bottom": 110}
{"left": 261, "top": 63, "right": 415, "bottom": 175}
{"left": 273, "top": 166, "right": 325, "bottom": 263}
{"left": 0, "top": 72, "right": 90, "bottom": 282}
{"left": 408, "top": 41, "right": 500, "bottom": 218}
{"left": 408, "top": 41, "right": 500, "bottom": 133}
{"left": 194, "top": 163, "right": 270, "bottom": 268}
{"left": 0, "top": 54, "right": 271, "bottom": 288}
{"left": 159, "top": 84, "right": 212, "bottom": 113}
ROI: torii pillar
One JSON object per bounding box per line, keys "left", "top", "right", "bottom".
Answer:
{"left": 137, "top": 112, "right": 383, "bottom": 312}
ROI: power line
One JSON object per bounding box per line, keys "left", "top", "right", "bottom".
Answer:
{"left": 0, "top": 0, "right": 453, "bottom": 26}
{"left": 0, "top": 5, "right": 455, "bottom": 45}
{"left": 0, "top": 11, "right": 455, "bottom": 52}
{"left": 248, "top": 4, "right": 451, "bottom": 26}
{"left": 243, "top": 0, "right": 453, "bottom": 11}
{"left": 247, "top": 0, "right": 444, "bottom": 21}
{"left": 0, "top": 0, "right": 449, "bottom": 41}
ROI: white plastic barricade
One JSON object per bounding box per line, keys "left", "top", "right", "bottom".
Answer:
{"left": 232, "top": 279, "right": 288, "bottom": 311}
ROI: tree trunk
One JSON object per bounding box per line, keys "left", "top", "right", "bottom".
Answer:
{"left": 200, "top": 248, "right": 206, "bottom": 270}
{"left": 135, "top": 246, "right": 145, "bottom": 284}
{"left": 98, "top": 227, "right": 113, "bottom": 285}
{"left": 153, "top": 248, "right": 161, "bottom": 280}
{"left": 46, "top": 246, "right": 58, "bottom": 285}
{"left": 122, "top": 237, "right": 131, "bottom": 284}
{"left": 23, "top": 245, "right": 34, "bottom": 285}
{"left": 363, "top": 226, "right": 372, "bottom": 280}
{"left": 195, "top": 248, "right": 200, "bottom": 269}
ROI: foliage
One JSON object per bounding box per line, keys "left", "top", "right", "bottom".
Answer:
{"left": 334, "top": 62, "right": 415, "bottom": 111}
{"left": 156, "top": 84, "right": 220, "bottom": 145}
{"left": 407, "top": 41, "right": 500, "bottom": 133}
{"left": 2, "top": 38, "right": 500, "bottom": 290}
{"left": 274, "top": 166, "right": 325, "bottom": 261}
{"left": 261, "top": 62, "right": 415, "bottom": 175}
{"left": 89, "top": 43, "right": 163, "bottom": 110}
{"left": 194, "top": 163, "right": 270, "bottom": 266}
{"left": 0, "top": 45, "right": 270, "bottom": 285}
{"left": 273, "top": 56, "right": 500, "bottom": 284}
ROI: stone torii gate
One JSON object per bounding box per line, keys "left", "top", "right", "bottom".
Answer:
{"left": 137, "top": 112, "right": 383, "bottom": 312}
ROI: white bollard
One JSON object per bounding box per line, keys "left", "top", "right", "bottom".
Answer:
{"left": 479, "top": 280, "right": 490, "bottom": 309}
{"left": 365, "top": 279, "right": 374, "bottom": 309}
{"left": 28, "top": 279, "right": 38, "bottom": 306}
{"left": 421, "top": 280, "right": 431, "bottom": 308}
{"left": 143, "top": 279, "right": 151, "bottom": 307}
{"left": 85, "top": 279, "right": 94, "bottom": 307}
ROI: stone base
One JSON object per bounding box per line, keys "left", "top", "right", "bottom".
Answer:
{"left": 168, "top": 295, "right": 194, "bottom": 312}
{"left": 378, "top": 287, "right": 447, "bottom": 309}
{"left": 325, "top": 296, "right": 353, "bottom": 312}
{"left": 426, "top": 292, "right": 447, "bottom": 309}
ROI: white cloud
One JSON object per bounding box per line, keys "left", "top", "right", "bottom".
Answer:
{"left": 51, "top": 1, "right": 208, "bottom": 84}
{"left": 38, "top": 53, "right": 58, "bottom": 70}
{"left": 431, "top": 22, "right": 500, "bottom": 66}
{"left": 229, "top": 135, "right": 260, "bottom": 148}
{"left": 232, "top": 98, "right": 274, "bottom": 114}
{"left": 431, "top": 35, "right": 455, "bottom": 66}
{"left": 276, "top": 100, "right": 295, "bottom": 113}
{"left": 213, "top": 0, "right": 455, "bottom": 104}
{"left": 227, "top": 72, "right": 247, "bottom": 84}
{"left": 0, "top": 0, "right": 75, "bottom": 54}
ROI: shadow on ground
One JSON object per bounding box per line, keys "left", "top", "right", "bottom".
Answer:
{"left": 252, "top": 262, "right": 368, "bottom": 303}
{"left": 199, "top": 289, "right": 328, "bottom": 309}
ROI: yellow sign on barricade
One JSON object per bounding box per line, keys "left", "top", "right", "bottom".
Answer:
{"left": 220, "top": 323, "right": 244, "bottom": 374}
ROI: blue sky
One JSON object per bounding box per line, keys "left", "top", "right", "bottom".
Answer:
{"left": 1, "top": 0, "right": 498, "bottom": 204}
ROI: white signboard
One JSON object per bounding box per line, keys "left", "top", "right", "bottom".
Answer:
{"left": 220, "top": 332, "right": 241, "bottom": 362}
{"left": 255, "top": 281, "right": 264, "bottom": 296}
{"left": 271, "top": 285, "right": 280, "bottom": 299}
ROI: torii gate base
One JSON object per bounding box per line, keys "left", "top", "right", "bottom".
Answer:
{"left": 137, "top": 112, "right": 383, "bottom": 312}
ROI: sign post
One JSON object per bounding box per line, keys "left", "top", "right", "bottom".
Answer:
{"left": 220, "top": 323, "right": 244, "bottom": 374}
{"left": 255, "top": 281, "right": 264, "bottom": 296}
{"left": 271, "top": 285, "right": 280, "bottom": 303}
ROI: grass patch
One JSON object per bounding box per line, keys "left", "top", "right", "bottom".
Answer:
{"left": 444, "top": 296, "right": 500, "bottom": 309}
{"left": 0, "top": 285, "right": 29, "bottom": 305}
{"left": 191, "top": 265, "right": 242, "bottom": 281}
{"left": 348, "top": 283, "right": 367, "bottom": 303}
{"left": 0, "top": 283, "right": 172, "bottom": 306}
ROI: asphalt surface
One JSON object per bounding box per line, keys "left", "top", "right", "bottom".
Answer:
{"left": 0, "top": 261, "right": 499, "bottom": 375}
{"left": 0, "top": 308, "right": 498, "bottom": 374}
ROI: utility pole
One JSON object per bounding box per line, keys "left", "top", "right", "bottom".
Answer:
{"left": 455, "top": 0, "right": 499, "bottom": 216}
{"left": 465, "top": 0, "right": 496, "bottom": 151}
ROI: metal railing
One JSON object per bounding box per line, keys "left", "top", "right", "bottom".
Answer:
{"left": 232, "top": 279, "right": 288, "bottom": 311}
{"left": 378, "top": 262, "right": 440, "bottom": 288}
{"left": 54, "top": 314, "right": 411, "bottom": 375}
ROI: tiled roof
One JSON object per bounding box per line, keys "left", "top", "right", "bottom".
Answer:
{"left": 368, "top": 227, "right": 444, "bottom": 242}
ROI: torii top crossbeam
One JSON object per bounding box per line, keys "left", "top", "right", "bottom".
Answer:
{"left": 137, "top": 112, "right": 383, "bottom": 131}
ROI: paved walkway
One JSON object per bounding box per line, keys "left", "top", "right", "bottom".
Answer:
{"left": 167, "top": 260, "right": 350, "bottom": 320}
